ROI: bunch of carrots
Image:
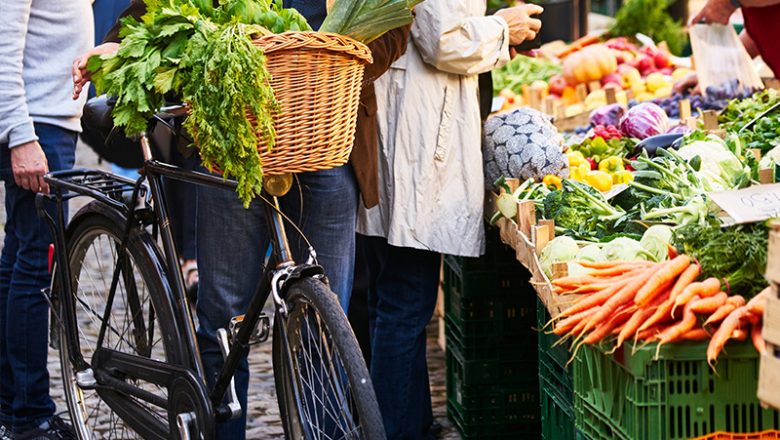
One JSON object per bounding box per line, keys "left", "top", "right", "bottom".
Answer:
{"left": 549, "top": 255, "right": 770, "bottom": 368}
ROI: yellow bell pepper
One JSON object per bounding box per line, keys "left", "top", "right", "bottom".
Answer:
{"left": 543, "top": 174, "right": 562, "bottom": 190}
{"left": 569, "top": 163, "right": 590, "bottom": 181}
{"left": 598, "top": 156, "right": 624, "bottom": 174}
{"left": 612, "top": 170, "right": 635, "bottom": 185}
{"left": 567, "top": 151, "right": 587, "bottom": 168}
{"left": 584, "top": 170, "right": 613, "bottom": 192}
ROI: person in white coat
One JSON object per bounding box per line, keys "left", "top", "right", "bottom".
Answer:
{"left": 355, "top": 2, "right": 543, "bottom": 438}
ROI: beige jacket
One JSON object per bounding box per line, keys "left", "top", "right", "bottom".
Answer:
{"left": 356, "top": 0, "right": 510, "bottom": 257}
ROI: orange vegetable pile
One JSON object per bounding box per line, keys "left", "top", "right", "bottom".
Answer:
{"left": 549, "top": 256, "right": 770, "bottom": 368}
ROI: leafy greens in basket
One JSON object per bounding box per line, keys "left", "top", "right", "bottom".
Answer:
{"left": 89, "top": 0, "right": 417, "bottom": 205}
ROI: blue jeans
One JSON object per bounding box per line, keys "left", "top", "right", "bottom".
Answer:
{"left": 359, "top": 235, "right": 440, "bottom": 440}
{"left": 195, "top": 165, "right": 358, "bottom": 439}
{"left": 0, "top": 124, "right": 76, "bottom": 432}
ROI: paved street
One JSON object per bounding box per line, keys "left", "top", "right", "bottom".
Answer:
{"left": 0, "top": 142, "right": 458, "bottom": 439}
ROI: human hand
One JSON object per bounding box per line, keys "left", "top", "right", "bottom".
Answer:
{"left": 495, "top": 4, "right": 544, "bottom": 46}
{"left": 72, "top": 42, "right": 120, "bottom": 100}
{"left": 10, "top": 141, "right": 49, "bottom": 194}
{"left": 690, "top": 0, "right": 737, "bottom": 25}
{"left": 673, "top": 72, "right": 700, "bottom": 95}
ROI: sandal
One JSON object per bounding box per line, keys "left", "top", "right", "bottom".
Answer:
{"left": 181, "top": 259, "right": 199, "bottom": 302}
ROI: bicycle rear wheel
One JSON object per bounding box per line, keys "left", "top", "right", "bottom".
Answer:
{"left": 56, "top": 202, "right": 182, "bottom": 439}
{"left": 272, "top": 277, "right": 385, "bottom": 440}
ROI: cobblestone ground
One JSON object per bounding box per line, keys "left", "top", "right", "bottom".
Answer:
{"left": 0, "top": 142, "right": 458, "bottom": 439}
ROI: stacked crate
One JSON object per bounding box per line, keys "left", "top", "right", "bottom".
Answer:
{"left": 537, "top": 298, "right": 579, "bottom": 440}
{"left": 759, "top": 222, "right": 780, "bottom": 411}
{"left": 443, "top": 228, "right": 541, "bottom": 439}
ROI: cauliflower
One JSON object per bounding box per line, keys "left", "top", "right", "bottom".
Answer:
{"left": 677, "top": 136, "right": 750, "bottom": 191}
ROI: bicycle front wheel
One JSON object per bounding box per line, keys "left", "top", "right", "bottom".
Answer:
{"left": 273, "top": 277, "right": 385, "bottom": 440}
{"left": 57, "top": 202, "right": 182, "bottom": 439}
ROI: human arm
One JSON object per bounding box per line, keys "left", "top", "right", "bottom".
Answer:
{"left": 691, "top": 0, "right": 780, "bottom": 24}
{"left": 740, "top": 29, "right": 760, "bottom": 58}
{"left": 0, "top": 0, "right": 51, "bottom": 192}
{"left": 411, "top": 1, "right": 542, "bottom": 76}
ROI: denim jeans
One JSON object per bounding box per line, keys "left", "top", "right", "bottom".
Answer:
{"left": 0, "top": 124, "right": 76, "bottom": 432}
{"left": 359, "top": 235, "right": 440, "bottom": 440}
{"left": 195, "top": 165, "right": 358, "bottom": 439}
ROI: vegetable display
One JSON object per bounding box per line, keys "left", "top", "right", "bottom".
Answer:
{"left": 492, "top": 56, "right": 562, "bottom": 96}
{"left": 562, "top": 44, "right": 618, "bottom": 85}
{"left": 548, "top": 257, "right": 767, "bottom": 367}
{"left": 719, "top": 89, "right": 780, "bottom": 153}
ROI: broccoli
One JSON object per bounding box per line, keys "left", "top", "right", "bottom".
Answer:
{"left": 542, "top": 180, "right": 626, "bottom": 240}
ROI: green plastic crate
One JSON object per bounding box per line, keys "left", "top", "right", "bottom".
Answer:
{"left": 445, "top": 322, "right": 534, "bottom": 360}
{"left": 574, "top": 341, "right": 780, "bottom": 440}
{"left": 445, "top": 271, "right": 536, "bottom": 338}
{"left": 541, "top": 372, "right": 578, "bottom": 440}
{"left": 446, "top": 337, "right": 533, "bottom": 386}
{"left": 447, "top": 399, "right": 540, "bottom": 439}
{"left": 538, "top": 297, "right": 577, "bottom": 440}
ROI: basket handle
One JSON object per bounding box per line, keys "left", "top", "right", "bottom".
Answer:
{"left": 254, "top": 32, "right": 374, "bottom": 64}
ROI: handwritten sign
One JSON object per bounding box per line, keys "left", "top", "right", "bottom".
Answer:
{"left": 709, "top": 183, "right": 780, "bottom": 224}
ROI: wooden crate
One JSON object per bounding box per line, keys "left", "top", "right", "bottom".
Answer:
{"left": 759, "top": 224, "right": 780, "bottom": 410}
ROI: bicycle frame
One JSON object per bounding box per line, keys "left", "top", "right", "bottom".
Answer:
{"left": 39, "top": 115, "right": 318, "bottom": 437}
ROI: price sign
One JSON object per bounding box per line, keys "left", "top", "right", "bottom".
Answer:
{"left": 709, "top": 183, "right": 780, "bottom": 224}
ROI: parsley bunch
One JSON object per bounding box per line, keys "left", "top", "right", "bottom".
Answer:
{"left": 89, "top": 0, "right": 310, "bottom": 205}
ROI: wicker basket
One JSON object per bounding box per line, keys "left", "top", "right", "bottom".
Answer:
{"left": 249, "top": 32, "right": 373, "bottom": 175}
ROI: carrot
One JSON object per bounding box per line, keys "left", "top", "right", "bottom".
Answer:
{"left": 682, "top": 328, "right": 710, "bottom": 341}
{"left": 635, "top": 256, "right": 691, "bottom": 307}
{"left": 731, "top": 329, "right": 748, "bottom": 341}
{"left": 636, "top": 327, "right": 661, "bottom": 341}
{"left": 669, "top": 264, "right": 701, "bottom": 301}
{"left": 617, "top": 306, "right": 658, "bottom": 348}
{"left": 552, "top": 275, "right": 607, "bottom": 287}
{"left": 746, "top": 287, "right": 772, "bottom": 316}
{"left": 577, "top": 261, "right": 654, "bottom": 270}
{"left": 656, "top": 299, "right": 699, "bottom": 358}
{"left": 752, "top": 324, "right": 767, "bottom": 355}
{"left": 704, "top": 296, "right": 745, "bottom": 326}
{"left": 583, "top": 305, "right": 634, "bottom": 345}
{"left": 556, "top": 277, "right": 632, "bottom": 319}
{"left": 667, "top": 243, "right": 678, "bottom": 260}
{"left": 672, "top": 277, "right": 722, "bottom": 315}
{"left": 707, "top": 306, "right": 748, "bottom": 367}
{"left": 553, "top": 308, "right": 598, "bottom": 336}
{"left": 556, "top": 34, "right": 602, "bottom": 58}
{"left": 639, "top": 295, "right": 676, "bottom": 333}
{"left": 585, "top": 265, "right": 654, "bottom": 278}
{"left": 690, "top": 292, "right": 728, "bottom": 314}
{"left": 582, "top": 268, "right": 656, "bottom": 335}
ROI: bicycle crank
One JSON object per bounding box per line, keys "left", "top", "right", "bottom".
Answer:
{"left": 169, "top": 375, "right": 214, "bottom": 440}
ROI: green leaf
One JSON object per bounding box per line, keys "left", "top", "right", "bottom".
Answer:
{"left": 153, "top": 66, "right": 177, "bottom": 93}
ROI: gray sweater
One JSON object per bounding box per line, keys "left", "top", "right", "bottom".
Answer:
{"left": 0, "top": 1, "right": 93, "bottom": 148}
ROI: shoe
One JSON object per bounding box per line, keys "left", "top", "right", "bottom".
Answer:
{"left": 0, "top": 424, "right": 14, "bottom": 440}
{"left": 15, "top": 416, "right": 75, "bottom": 440}
{"left": 429, "top": 419, "right": 443, "bottom": 437}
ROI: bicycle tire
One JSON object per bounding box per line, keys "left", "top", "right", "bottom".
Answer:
{"left": 272, "top": 277, "right": 385, "bottom": 440}
{"left": 56, "top": 201, "right": 183, "bottom": 439}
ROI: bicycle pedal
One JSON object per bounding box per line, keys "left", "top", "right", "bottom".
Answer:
{"left": 228, "top": 313, "right": 270, "bottom": 346}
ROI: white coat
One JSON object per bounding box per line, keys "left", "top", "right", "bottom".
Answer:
{"left": 356, "top": 0, "right": 510, "bottom": 257}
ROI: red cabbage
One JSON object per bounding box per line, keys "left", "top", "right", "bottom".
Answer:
{"left": 619, "top": 103, "right": 670, "bottom": 139}
{"left": 589, "top": 104, "right": 626, "bottom": 127}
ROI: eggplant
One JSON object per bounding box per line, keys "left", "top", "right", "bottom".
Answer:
{"left": 632, "top": 133, "right": 684, "bottom": 157}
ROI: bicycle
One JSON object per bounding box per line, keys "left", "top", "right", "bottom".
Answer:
{"left": 37, "top": 104, "right": 385, "bottom": 440}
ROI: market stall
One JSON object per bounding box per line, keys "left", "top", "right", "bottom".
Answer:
{"left": 444, "top": 2, "right": 780, "bottom": 438}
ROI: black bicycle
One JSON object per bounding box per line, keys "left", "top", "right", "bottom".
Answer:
{"left": 37, "top": 105, "right": 384, "bottom": 440}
